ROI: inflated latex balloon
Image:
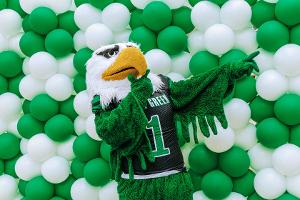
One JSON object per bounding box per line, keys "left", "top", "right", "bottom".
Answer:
{"left": 0, "top": 118, "right": 6, "bottom": 133}
{"left": 191, "top": 1, "right": 220, "bottom": 32}
{"left": 45, "top": 114, "right": 74, "bottom": 142}
{"left": 0, "top": 133, "right": 20, "bottom": 160}
{"left": 224, "top": 192, "right": 246, "bottom": 200}
{"left": 19, "top": 31, "right": 46, "bottom": 57}
{"left": 58, "top": 11, "right": 79, "bottom": 36}
{"left": 0, "top": 9, "right": 22, "bottom": 37}
{"left": 86, "top": 115, "right": 101, "bottom": 141}
{"left": 235, "top": 29, "right": 258, "bottom": 54}
{"left": 254, "top": 168, "right": 286, "bottom": 199}
{"left": 89, "top": 0, "right": 113, "bottom": 9}
{"left": 71, "top": 158, "right": 85, "bottom": 179}
{"left": 29, "top": 7, "right": 58, "bottom": 35}
{"left": 41, "top": 156, "right": 70, "bottom": 184}
{"left": 73, "top": 31, "right": 87, "bottom": 51}
{"left": 256, "top": 70, "right": 288, "bottom": 101}
{"left": 235, "top": 124, "right": 257, "bottom": 151}
{"left": 164, "top": 0, "right": 186, "bottom": 9}
{"left": 71, "top": 178, "right": 100, "bottom": 200}
{"left": 249, "top": 96, "right": 274, "bottom": 123}
{"left": 27, "top": 134, "right": 56, "bottom": 162}
{"left": 74, "top": 4, "right": 102, "bottom": 31}
{"left": 289, "top": 75, "right": 300, "bottom": 96}
{"left": 0, "top": 51, "right": 23, "bottom": 78}
{"left": 253, "top": 49, "right": 274, "bottom": 73}
{"left": 56, "top": 136, "right": 76, "bottom": 161}
{"left": 29, "top": 52, "right": 58, "bottom": 80}
{"left": 172, "top": 7, "right": 194, "bottom": 34}
{"left": 58, "top": 54, "right": 77, "bottom": 78}
{"left": 102, "top": 3, "right": 130, "bottom": 32}
{"left": 286, "top": 174, "right": 300, "bottom": 198}
{"left": 290, "top": 125, "right": 300, "bottom": 147}
{"left": 166, "top": 72, "right": 185, "bottom": 82}
{"left": 248, "top": 143, "right": 273, "bottom": 171}
{"left": 0, "top": 174, "right": 18, "bottom": 200}
{"left": 17, "top": 114, "right": 44, "bottom": 139}
{"left": 19, "top": 0, "right": 43, "bottom": 14}
{"left": 98, "top": 181, "right": 119, "bottom": 200}
{"left": 190, "top": 51, "right": 219, "bottom": 76}
{"left": 171, "top": 52, "right": 191, "bottom": 78}
{"left": 73, "top": 47, "right": 92, "bottom": 76}
{"left": 84, "top": 158, "right": 111, "bottom": 186}
{"left": 74, "top": 91, "right": 92, "bottom": 118}
{"left": 193, "top": 191, "right": 209, "bottom": 200}
{"left": 25, "top": 176, "right": 54, "bottom": 200}
{"left": 220, "top": 0, "right": 252, "bottom": 31}
{"left": 251, "top": 1, "right": 275, "bottom": 28}
{"left": 0, "top": 93, "right": 21, "bottom": 121}
{"left": 60, "top": 96, "right": 78, "bottom": 121}
{"left": 8, "top": 33, "right": 24, "bottom": 57}
{"left": 85, "top": 23, "right": 113, "bottom": 51}
{"left": 220, "top": 49, "right": 247, "bottom": 66}
{"left": 275, "top": 0, "right": 300, "bottom": 26}
{"left": 274, "top": 44, "right": 300, "bottom": 77}
{"left": 45, "top": 74, "right": 73, "bottom": 101}
{"left": 232, "top": 171, "right": 255, "bottom": 197}
{"left": 73, "top": 134, "right": 101, "bottom": 162}
{"left": 145, "top": 49, "right": 172, "bottom": 75}
{"left": 130, "top": 0, "right": 151, "bottom": 9}
{"left": 187, "top": 31, "right": 205, "bottom": 54}
{"left": 45, "top": 0, "right": 72, "bottom": 14}
{"left": 74, "top": 116, "right": 86, "bottom": 135}
{"left": 204, "top": 24, "right": 235, "bottom": 55}
{"left": 291, "top": 24, "right": 300, "bottom": 45}
{"left": 55, "top": 176, "right": 76, "bottom": 200}
{"left": 0, "top": 33, "right": 7, "bottom": 51}
{"left": 264, "top": 0, "right": 278, "bottom": 3}
{"left": 114, "top": 29, "right": 130, "bottom": 43}
{"left": 233, "top": 76, "right": 257, "bottom": 103}
{"left": 129, "top": 26, "right": 157, "bottom": 52}
{"left": 15, "top": 154, "right": 41, "bottom": 181}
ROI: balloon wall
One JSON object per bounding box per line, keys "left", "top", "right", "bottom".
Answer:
{"left": 0, "top": 0, "right": 300, "bottom": 199}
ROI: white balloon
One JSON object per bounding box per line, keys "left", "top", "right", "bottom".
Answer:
{"left": 204, "top": 24, "right": 235, "bottom": 55}
{"left": 0, "top": 33, "right": 8, "bottom": 51}
{"left": 114, "top": 30, "right": 131, "bottom": 43}
{"left": 131, "top": 0, "right": 151, "bottom": 9}
{"left": 0, "top": 93, "right": 21, "bottom": 122}
{"left": 58, "top": 54, "right": 77, "bottom": 78}
{"left": 171, "top": 52, "right": 191, "bottom": 78}
{"left": 248, "top": 143, "right": 273, "bottom": 171}
{"left": 0, "top": 175, "right": 18, "bottom": 200}
{"left": 8, "top": 33, "right": 25, "bottom": 57}
{"left": 204, "top": 120, "right": 235, "bottom": 153}
{"left": 19, "top": 75, "right": 45, "bottom": 100}
{"left": 20, "top": 138, "right": 29, "bottom": 154}
{"left": 7, "top": 118, "right": 21, "bottom": 138}
{"left": 0, "top": 9, "right": 22, "bottom": 37}
{"left": 145, "top": 49, "right": 172, "bottom": 75}
{"left": 256, "top": 70, "right": 288, "bottom": 101}
{"left": 27, "top": 133, "right": 56, "bottom": 162}
{"left": 85, "top": 23, "right": 114, "bottom": 51}
{"left": 235, "top": 28, "right": 258, "bottom": 54}
{"left": 102, "top": 3, "right": 130, "bottom": 32}
{"left": 71, "top": 178, "right": 100, "bottom": 200}
{"left": 56, "top": 135, "right": 76, "bottom": 161}
{"left": 224, "top": 192, "right": 246, "bottom": 200}
{"left": 99, "top": 181, "right": 119, "bottom": 200}
{"left": 15, "top": 154, "right": 41, "bottom": 181}
{"left": 274, "top": 44, "right": 300, "bottom": 77}
{"left": 73, "top": 30, "right": 87, "bottom": 51}
{"left": 164, "top": 0, "right": 186, "bottom": 9}
{"left": 193, "top": 191, "right": 209, "bottom": 200}
{"left": 167, "top": 72, "right": 185, "bottom": 82}
{"left": 254, "top": 168, "right": 286, "bottom": 199}
{"left": 287, "top": 174, "right": 300, "bottom": 198}
{"left": 264, "top": 0, "right": 278, "bottom": 3}
{"left": 224, "top": 98, "right": 251, "bottom": 130}
{"left": 254, "top": 49, "right": 274, "bottom": 73}
{"left": 220, "top": 0, "right": 252, "bottom": 31}
{"left": 235, "top": 124, "right": 257, "bottom": 150}
{"left": 41, "top": 156, "right": 70, "bottom": 184}
{"left": 188, "top": 31, "right": 205, "bottom": 55}
{"left": 29, "top": 52, "right": 58, "bottom": 80}
{"left": 45, "top": 0, "right": 72, "bottom": 14}
{"left": 74, "top": 91, "right": 92, "bottom": 118}
{"left": 272, "top": 144, "right": 300, "bottom": 176}
{"left": 74, "top": 116, "right": 87, "bottom": 135}
{"left": 22, "top": 58, "right": 30, "bottom": 75}
{"left": 289, "top": 75, "right": 300, "bottom": 95}
{"left": 74, "top": 4, "right": 102, "bottom": 31}
{"left": 45, "top": 74, "right": 73, "bottom": 101}
{"left": 181, "top": 143, "right": 194, "bottom": 168}
{"left": 0, "top": 119, "right": 6, "bottom": 134}
{"left": 19, "top": 0, "right": 43, "bottom": 13}
{"left": 86, "top": 114, "right": 101, "bottom": 141}
{"left": 191, "top": 1, "right": 220, "bottom": 32}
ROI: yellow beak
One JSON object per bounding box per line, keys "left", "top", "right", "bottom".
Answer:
{"left": 102, "top": 47, "right": 147, "bottom": 81}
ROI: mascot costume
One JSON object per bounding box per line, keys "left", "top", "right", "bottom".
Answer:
{"left": 86, "top": 42, "right": 258, "bottom": 200}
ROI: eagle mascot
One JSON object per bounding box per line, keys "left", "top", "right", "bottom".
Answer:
{"left": 86, "top": 42, "right": 258, "bottom": 200}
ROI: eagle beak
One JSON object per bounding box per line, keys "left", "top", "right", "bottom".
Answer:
{"left": 102, "top": 47, "right": 147, "bottom": 81}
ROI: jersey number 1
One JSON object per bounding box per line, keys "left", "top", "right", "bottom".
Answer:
{"left": 146, "top": 115, "right": 170, "bottom": 158}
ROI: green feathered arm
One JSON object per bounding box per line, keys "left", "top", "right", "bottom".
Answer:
{"left": 170, "top": 52, "right": 259, "bottom": 141}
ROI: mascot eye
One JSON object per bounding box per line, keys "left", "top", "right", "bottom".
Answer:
{"left": 96, "top": 45, "right": 119, "bottom": 59}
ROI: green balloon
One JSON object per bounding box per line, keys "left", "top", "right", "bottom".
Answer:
{"left": 0, "top": 75, "right": 8, "bottom": 95}
{"left": 22, "top": 100, "right": 31, "bottom": 114}
{"left": 71, "top": 158, "right": 85, "bottom": 179}
{"left": 74, "top": 0, "right": 89, "bottom": 6}
{"left": 256, "top": 20, "right": 289, "bottom": 52}
{"left": 18, "top": 179, "right": 28, "bottom": 196}
{"left": 219, "top": 49, "right": 247, "bottom": 66}
{"left": 100, "top": 141, "right": 111, "bottom": 162}
{"left": 251, "top": 1, "right": 275, "bottom": 28}
{"left": 275, "top": 0, "right": 300, "bottom": 26}
{"left": 129, "top": 26, "right": 157, "bottom": 52}
{"left": 60, "top": 96, "right": 78, "bottom": 121}
{"left": 256, "top": 118, "right": 289, "bottom": 149}
{"left": 188, "top": 170, "right": 202, "bottom": 192}
{"left": 290, "top": 24, "right": 300, "bottom": 46}
{"left": 219, "top": 146, "right": 250, "bottom": 178}
{"left": 0, "top": 51, "right": 22, "bottom": 78}
{"left": 58, "top": 11, "right": 79, "bottom": 36}
{"left": 188, "top": 144, "right": 218, "bottom": 175}
{"left": 274, "top": 94, "right": 300, "bottom": 126}
{"left": 4, "top": 155, "right": 20, "bottom": 178}
{"left": 17, "top": 114, "right": 44, "bottom": 139}
{"left": 115, "top": 0, "right": 135, "bottom": 11}
{"left": 246, "top": 0, "right": 257, "bottom": 5}
{"left": 25, "top": 176, "right": 54, "bottom": 200}
{"left": 73, "top": 134, "right": 101, "bottom": 162}
{"left": 19, "top": 32, "right": 45, "bottom": 57}
{"left": 8, "top": 74, "right": 24, "bottom": 97}
{"left": 84, "top": 158, "right": 111, "bottom": 186}
{"left": 30, "top": 94, "right": 59, "bottom": 121}
{"left": 22, "top": 15, "right": 32, "bottom": 32}
{"left": 157, "top": 26, "right": 187, "bottom": 55}
{"left": 45, "top": 29, "right": 74, "bottom": 57}
{"left": 0, "top": 160, "right": 3, "bottom": 174}
{"left": 248, "top": 193, "right": 266, "bottom": 200}
{"left": 89, "top": 0, "right": 113, "bottom": 10}
{"left": 291, "top": 125, "right": 300, "bottom": 147}
{"left": 142, "top": 1, "right": 172, "bottom": 32}
{"left": 0, "top": 0, "right": 6, "bottom": 10}
{"left": 172, "top": 7, "right": 194, "bottom": 34}
{"left": 73, "top": 74, "right": 86, "bottom": 93}
{"left": 201, "top": 170, "right": 233, "bottom": 199}
{"left": 129, "top": 9, "right": 143, "bottom": 29}
{"left": 50, "top": 197, "right": 64, "bottom": 200}
{"left": 277, "top": 193, "right": 299, "bottom": 200}
{"left": 209, "top": 0, "right": 228, "bottom": 6}
{"left": 234, "top": 76, "right": 257, "bottom": 103}
{"left": 188, "top": 0, "right": 200, "bottom": 6}
{"left": 73, "top": 48, "right": 93, "bottom": 75}
{"left": 250, "top": 96, "right": 274, "bottom": 123}
{"left": 232, "top": 170, "right": 255, "bottom": 196}
{"left": 7, "top": 0, "right": 26, "bottom": 17}
{"left": 189, "top": 51, "right": 219, "bottom": 75}
{"left": 29, "top": 7, "right": 58, "bottom": 35}
{"left": 45, "top": 114, "right": 74, "bottom": 141}
{"left": 0, "top": 133, "right": 20, "bottom": 160}
{"left": 55, "top": 176, "right": 75, "bottom": 200}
